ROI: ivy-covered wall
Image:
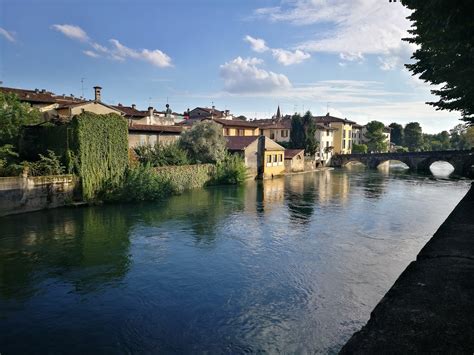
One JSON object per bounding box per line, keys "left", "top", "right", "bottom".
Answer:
{"left": 71, "top": 113, "right": 129, "bottom": 200}
{"left": 155, "top": 164, "right": 215, "bottom": 192}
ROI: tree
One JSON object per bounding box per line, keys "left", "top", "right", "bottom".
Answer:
{"left": 450, "top": 124, "right": 470, "bottom": 150}
{"left": 364, "top": 120, "right": 388, "bottom": 152}
{"left": 289, "top": 113, "right": 305, "bottom": 149}
{"left": 179, "top": 121, "right": 227, "bottom": 163}
{"left": 352, "top": 143, "right": 368, "bottom": 154}
{"left": 404, "top": 122, "right": 423, "bottom": 151}
{"left": 465, "top": 126, "right": 474, "bottom": 148}
{"left": 303, "top": 111, "right": 318, "bottom": 155}
{"left": 402, "top": 0, "right": 474, "bottom": 124}
{"left": 388, "top": 123, "right": 404, "bottom": 146}
{"left": 0, "top": 91, "right": 42, "bottom": 147}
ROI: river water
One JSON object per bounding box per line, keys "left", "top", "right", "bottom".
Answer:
{"left": 0, "top": 165, "right": 470, "bottom": 353}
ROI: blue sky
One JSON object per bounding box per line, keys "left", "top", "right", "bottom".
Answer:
{"left": 0, "top": 0, "right": 463, "bottom": 133}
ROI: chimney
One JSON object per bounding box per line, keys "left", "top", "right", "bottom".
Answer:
{"left": 34, "top": 88, "right": 39, "bottom": 93}
{"left": 131, "top": 104, "right": 136, "bottom": 110}
{"left": 148, "top": 106, "right": 154, "bottom": 116}
{"left": 93, "top": 86, "right": 102, "bottom": 102}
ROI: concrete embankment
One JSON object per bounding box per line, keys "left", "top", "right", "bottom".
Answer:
{"left": 340, "top": 182, "right": 474, "bottom": 354}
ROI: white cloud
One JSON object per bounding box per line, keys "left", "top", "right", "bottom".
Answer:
{"left": 51, "top": 24, "right": 172, "bottom": 68}
{"left": 339, "top": 52, "right": 364, "bottom": 62}
{"left": 0, "top": 27, "right": 15, "bottom": 42}
{"left": 51, "top": 24, "right": 89, "bottom": 42}
{"left": 219, "top": 57, "right": 291, "bottom": 93}
{"left": 272, "top": 48, "right": 310, "bottom": 66}
{"left": 244, "top": 35, "right": 269, "bottom": 53}
{"left": 83, "top": 50, "right": 99, "bottom": 58}
{"left": 254, "top": 0, "right": 415, "bottom": 70}
{"left": 141, "top": 49, "right": 172, "bottom": 68}
{"left": 108, "top": 39, "right": 172, "bottom": 67}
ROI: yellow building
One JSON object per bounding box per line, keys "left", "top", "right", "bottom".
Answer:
{"left": 226, "top": 136, "right": 285, "bottom": 179}
{"left": 315, "top": 114, "right": 355, "bottom": 154}
{"left": 211, "top": 118, "right": 259, "bottom": 136}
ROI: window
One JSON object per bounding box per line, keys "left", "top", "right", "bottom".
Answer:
{"left": 326, "top": 129, "right": 329, "bottom": 136}
{"left": 281, "top": 130, "right": 288, "bottom": 137}
{"left": 225, "top": 128, "right": 230, "bottom": 135}
{"left": 270, "top": 131, "right": 275, "bottom": 139}
{"left": 343, "top": 140, "right": 346, "bottom": 149}
{"left": 326, "top": 141, "right": 329, "bottom": 148}
{"left": 343, "top": 130, "right": 346, "bottom": 138}
{"left": 273, "top": 154, "right": 277, "bottom": 162}
{"left": 278, "top": 154, "right": 283, "bottom": 162}
{"left": 267, "top": 155, "right": 272, "bottom": 163}
{"left": 238, "top": 129, "right": 244, "bottom": 136}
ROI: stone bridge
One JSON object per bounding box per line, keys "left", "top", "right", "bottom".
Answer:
{"left": 330, "top": 150, "right": 474, "bottom": 177}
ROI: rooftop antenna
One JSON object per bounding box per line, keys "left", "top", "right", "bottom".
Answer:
{"left": 327, "top": 102, "right": 330, "bottom": 114}
{"left": 81, "top": 77, "right": 85, "bottom": 98}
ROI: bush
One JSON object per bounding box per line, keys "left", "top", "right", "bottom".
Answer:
{"left": 213, "top": 153, "right": 248, "bottom": 185}
{"left": 134, "top": 142, "right": 189, "bottom": 167}
{"left": 104, "top": 164, "right": 174, "bottom": 202}
{"left": 179, "top": 121, "right": 226, "bottom": 163}
{"left": 396, "top": 146, "right": 409, "bottom": 153}
{"left": 0, "top": 144, "right": 23, "bottom": 176}
{"left": 26, "top": 150, "right": 65, "bottom": 176}
{"left": 352, "top": 143, "right": 368, "bottom": 154}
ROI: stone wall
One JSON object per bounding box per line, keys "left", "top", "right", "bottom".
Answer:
{"left": 0, "top": 174, "right": 77, "bottom": 217}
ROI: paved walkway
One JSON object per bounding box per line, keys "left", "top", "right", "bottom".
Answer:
{"left": 340, "top": 182, "right": 474, "bottom": 354}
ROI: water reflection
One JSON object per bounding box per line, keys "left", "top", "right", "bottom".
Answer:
{"left": 0, "top": 168, "right": 470, "bottom": 353}
{"left": 0, "top": 207, "right": 132, "bottom": 299}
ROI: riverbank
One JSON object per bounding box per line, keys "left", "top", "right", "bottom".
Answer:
{"left": 340, "top": 182, "right": 474, "bottom": 354}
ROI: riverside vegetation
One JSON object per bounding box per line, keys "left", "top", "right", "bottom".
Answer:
{"left": 0, "top": 91, "right": 247, "bottom": 203}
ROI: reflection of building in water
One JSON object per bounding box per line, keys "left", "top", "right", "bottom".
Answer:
{"left": 315, "top": 170, "right": 350, "bottom": 204}
{"left": 262, "top": 178, "right": 285, "bottom": 206}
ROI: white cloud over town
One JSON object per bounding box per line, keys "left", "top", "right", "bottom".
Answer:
{"left": 244, "top": 34, "right": 311, "bottom": 66}
{"left": 51, "top": 24, "right": 172, "bottom": 68}
{"left": 0, "top": 27, "right": 16, "bottom": 42}
{"left": 253, "top": 0, "right": 416, "bottom": 71}
{"left": 219, "top": 57, "right": 291, "bottom": 93}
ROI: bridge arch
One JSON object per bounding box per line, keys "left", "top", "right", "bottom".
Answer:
{"left": 342, "top": 159, "right": 366, "bottom": 167}
{"left": 375, "top": 159, "right": 410, "bottom": 170}
{"left": 429, "top": 160, "right": 455, "bottom": 177}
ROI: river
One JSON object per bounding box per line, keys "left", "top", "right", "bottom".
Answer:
{"left": 0, "top": 165, "right": 470, "bottom": 353}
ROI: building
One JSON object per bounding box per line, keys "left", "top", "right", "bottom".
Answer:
{"left": 128, "top": 124, "right": 184, "bottom": 148}
{"left": 352, "top": 124, "right": 364, "bottom": 145}
{"left": 114, "top": 104, "right": 176, "bottom": 126}
{"left": 256, "top": 119, "right": 291, "bottom": 143}
{"left": 284, "top": 149, "right": 305, "bottom": 173}
{"left": 209, "top": 118, "right": 260, "bottom": 136}
{"left": 187, "top": 106, "right": 233, "bottom": 120}
{"left": 315, "top": 124, "right": 336, "bottom": 164}
{"left": 0, "top": 86, "right": 122, "bottom": 121}
{"left": 226, "top": 136, "right": 285, "bottom": 179}
{"left": 314, "top": 114, "right": 355, "bottom": 154}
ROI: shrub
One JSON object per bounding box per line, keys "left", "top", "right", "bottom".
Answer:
{"left": 179, "top": 121, "right": 226, "bottom": 163}
{"left": 213, "top": 153, "right": 248, "bottom": 185}
{"left": 396, "top": 146, "right": 409, "bottom": 153}
{"left": 155, "top": 164, "right": 215, "bottom": 192}
{"left": 26, "top": 150, "right": 65, "bottom": 176}
{"left": 0, "top": 144, "right": 23, "bottom": 176}
{"left": 352, "top": 143, "right": 368, "bottom": 154}
{"left": 134, "top": 142, "right": 189, "bottom": 167}
{"left": 104, "top": 164, "right": 174, "bottom": 202}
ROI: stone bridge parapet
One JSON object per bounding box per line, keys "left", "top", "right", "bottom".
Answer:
{"left": 330, "top": 150, "right": 473, "bottom": 177}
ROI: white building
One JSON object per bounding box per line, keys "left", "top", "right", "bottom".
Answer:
{"left": 315, "top": 124, "right": 336, "bottom": 165}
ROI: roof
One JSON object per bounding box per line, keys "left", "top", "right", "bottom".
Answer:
{"left": 128, "top": 124, "right": 184, "bottom": 134}
{"left": 314, "top": 114, "right": 356, "bottom": 125}
{"left": 0, "top": 86, "right": 85, "bottom": 105}
{"left": 113, "top": 105, "right": 147, "bottom": 118}
{"left": 225, "top": 136, "right": 259, "bottom": 151}
{"left": 255, "top": 118, "right": 291, "bottom": 129}
{"left": 284, "top": 149, "right": 304, "bottom": 159}
{"left": 315, "top": 124, "right": 337, "bottom": 131}
{"left": 211, "top": 118, "right": 259, "bottom": 128}
{"left": 352, "top": 123, "right": 364, "bottom": 129}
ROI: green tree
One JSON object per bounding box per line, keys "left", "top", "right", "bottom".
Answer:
{"left": 402, "top": 0, "right": 474, "bottom": 124}
{"left": 303, "top": 111, "right": 318, "bottom": 155}
{"left": 179, "top": 121, "right": 226, "bottom": 163}
{"left": 0, "top": 92, "right": 42, "bottom": 147}
{"left": 465, "top": 126, "right": 474, "bottom": 148}
{"left": 450, "top": 124, "right": 470, "bottom": 150}
{"left": 352, "top": 143, "right": 368, "bottom": 154}
{"left": 289, "top": 113, "right": 305, "bottom": 149}
{"left": 404, "top": 122, "right": 423, "bottom": 151}
{"left": 364, "top": 120, "right": 388, "bottom": 152}
{"left": 388, "top": 122, "right": 404, "bottom": 146}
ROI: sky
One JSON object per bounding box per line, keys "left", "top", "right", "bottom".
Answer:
{"left": 0, "top": 0, "right": 463, "bottom": 133}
